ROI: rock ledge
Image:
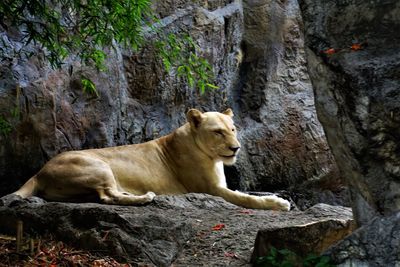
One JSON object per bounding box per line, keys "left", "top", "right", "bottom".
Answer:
{"left": 0, "top": 194, "right": 353, "bottom": 266}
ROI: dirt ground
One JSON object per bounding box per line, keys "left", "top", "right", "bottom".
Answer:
{"left": 0, "top": 234, "right": 129, "bottom": 267}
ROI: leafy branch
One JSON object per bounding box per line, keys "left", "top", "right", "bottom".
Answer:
{"left": 155, "top": 34, "right": 218, "bottom": 94}
{"left": 81, "top": 78, "right": 98, "bottom": 97}
{"left": 0, "top": 0, "right": 152, "bottom": 68}
{"left": 0, "top": 0, "right": 218, "bottom": 94}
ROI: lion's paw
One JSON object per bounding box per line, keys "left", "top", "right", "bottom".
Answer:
{"left": 274, "top": 197, "right": 291, "bottom": 211}
{"left": 260, "top": 195, "right": 291, "bottom": 211}
{"left": 145, "top": 191, "right": 156, "bottom": 202}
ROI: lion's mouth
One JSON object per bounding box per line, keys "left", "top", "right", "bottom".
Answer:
{"left": 220, "top": 154, "right": 236, "bottom": 158}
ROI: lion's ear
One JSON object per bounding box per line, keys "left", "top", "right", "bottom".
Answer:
{"left": 187, "top": 109, "right": 204, "bottom": 128}
{"left": 222, "top": 108, "right": 234, "bottom": 117}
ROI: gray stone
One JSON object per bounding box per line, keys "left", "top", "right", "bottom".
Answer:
{"left": 324, "top": 212, "right": 400, "bottom": 267}
{"left": 299, "top": 0, "right": 400, "bottom": 265}
{"left": 299, "top": 0, "right": 400, "bottom": 224}
{"left": 234, "top": 0, "right": 338, "bottom": 191}
{"left": 0, "top": 194, "right": 354, "bottom": 266}
{"left": 0, "top": 194, "right": 195, "bottom": 267}
{"left": 251, "top": 203, "right": 355, "bottom": 263}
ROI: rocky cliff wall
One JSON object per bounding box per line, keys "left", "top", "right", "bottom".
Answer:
{"left": 299, "top": 0, "right": 400, "bottom": 225}
{"left": 236, "top": 0, "right": 336, "bottom": 191}
{"left": 0, "top": 0, "right": 337, "bottom": 198}
{"left": 299, "top": 0, "right": 400, "bottom": 265}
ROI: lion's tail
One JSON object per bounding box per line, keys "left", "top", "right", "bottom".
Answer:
{"left": 14, "top": 176, "right": 38, "bottom": 198}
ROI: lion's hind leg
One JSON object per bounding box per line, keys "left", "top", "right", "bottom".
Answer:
{"left": 97, "top": 188, "right": 156, "bottom": 205}
{"left": 69, "top": 157, "right": 156, "bottom": 205}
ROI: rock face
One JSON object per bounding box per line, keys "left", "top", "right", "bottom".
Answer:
{"left": 0, "top": 194, "right": 354, "bottom": 266}
{"left": 299, "top": 0, "right": 400, "bottom": 225}
{"left": 251, "top": 203, "right": 355, "bottom": 263}
{"left": 237, "top": 0, "right": 336, "bottom": 191}
{"left": 325, "top": 211, "right": 400, "bottom": 267}
{"left": 299, "top": 0, "right": 400, "bottom": 265}
{"left": 0, "top": 0, "right": 337, "bottom": 199}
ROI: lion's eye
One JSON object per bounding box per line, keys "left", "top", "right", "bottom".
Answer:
{"left": 214, "top": 130, "right": 224, "bottom": 136}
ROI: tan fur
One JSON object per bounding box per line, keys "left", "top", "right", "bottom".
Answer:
{"left": 14, "top": 109, "right": 290, "bottom": 211}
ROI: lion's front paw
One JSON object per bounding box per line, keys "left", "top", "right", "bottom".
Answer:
{"left": 275, "top": 197, "right": 290, "bottom": 211}
{"left": 145, "top": 191, "right": 156, "bottom": 202}
{"left": 260, "top": 195, "right": 291, "bottom": 211}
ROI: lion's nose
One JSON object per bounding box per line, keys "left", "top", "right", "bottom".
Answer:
{"left": 229, "top": 146, "right": 241, "bottom": 153}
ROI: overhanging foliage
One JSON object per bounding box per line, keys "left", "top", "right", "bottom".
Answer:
{"left": 0, "top": 0, "right": 217, "bottom": 94}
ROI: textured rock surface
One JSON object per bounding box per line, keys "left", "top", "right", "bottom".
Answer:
{"left": 0, "top": 194, "right": 354, "bottom": 266}
{"left": 324, "top": 212, "right": 400, "bottom": 267}
{"left": 0, "top": 0, "right": 337, "bottom": 199}
{"left": 299, "top": 0, "right": 400, "bottom": 265}
{"left": 299, "top": 0, "right": 400, "bottom": 225}
{"left": 251, "top": 203, "right": 355, "bottom": 263}
{"left": 232, "top": 0, "right": 337, "bottom": 191}
{"left": 0, "top": 0, "right": 243, "bottom": 196}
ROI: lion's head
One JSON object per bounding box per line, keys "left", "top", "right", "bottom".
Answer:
{"left": 187, "top": 108, "right": 241, "bottom": 165}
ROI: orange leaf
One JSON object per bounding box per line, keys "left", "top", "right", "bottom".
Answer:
{"left": 212, "top": 224, "right": 225, "bottom": 231}
{"left": 351, "top": 43, "right": 362, "bottom": 51}
{"left": 323, "top": 48, "right": 336, "bottom": 55}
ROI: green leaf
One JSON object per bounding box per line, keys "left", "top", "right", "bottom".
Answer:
{"left": 269, "top": 247, "right": 278, "bottom": 258}
{"left": 199, "top": 82, "right": 205, "bottom": 94}
{"left": 187, "top": 75, "right": 195, "bottom": 88}
{"left": 0, "top": 116, "right": 12, "bottom": 136}
{"left": 81, "top": 78, "right": 99, "bottom": 97}
{"left": 177, "top": 65, "right": 186, "bottom": 76}
{"left": 11, "top": 107, "right": 20, "bottom": 118}
{"left": 206, "top": 83, "right": 219, "bottom": 89}
{"left": 154, "top": 32, "right": 217, "bottom": 94}
{"left": 279, "top": 249, "right": 296, "bottom": 257}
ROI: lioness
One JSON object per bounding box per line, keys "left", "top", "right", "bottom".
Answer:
{"left": 14, "top": 109, "right": 290, "bottom": 211}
